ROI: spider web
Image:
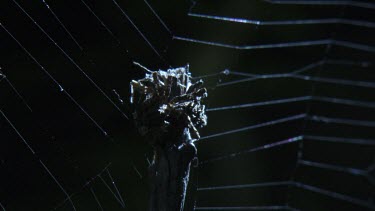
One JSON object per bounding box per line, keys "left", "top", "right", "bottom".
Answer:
{"left": 0, "top": 0, "right": 374, "bottom": 210}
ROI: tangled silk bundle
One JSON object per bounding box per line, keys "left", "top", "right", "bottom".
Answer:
{"left": 130, "top": 65, "right": 207, "bottom": 143}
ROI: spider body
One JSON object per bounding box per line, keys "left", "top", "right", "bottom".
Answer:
{"left": 130, "top": 64, "right": 207, "bottom": 211}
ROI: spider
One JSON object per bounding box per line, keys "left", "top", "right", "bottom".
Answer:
{"left": 130, "top": 62, "right": 207, "bottom": 211}
{"left": 130, "top": 62, "right": 207, "bottom": 143}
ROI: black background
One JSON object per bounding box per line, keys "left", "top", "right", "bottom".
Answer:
{"left": 0, "top": 0, "right": 374, "bottom": 210}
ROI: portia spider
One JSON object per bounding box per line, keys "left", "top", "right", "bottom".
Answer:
{"left": 130, "top": 63, "right": 207, "bottom": 211}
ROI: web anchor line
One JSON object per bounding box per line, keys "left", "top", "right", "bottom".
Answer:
{"left": 308, "top": 115, "right": 375, "bottom": 128}
{"left": 81, "top": 0, "right": 173, "bottom": 68}
{"left": 195, "top": 59, "right": 375, "bottom": 90}
{"left": 111, "top": 0, "right": 166, "bottom": 64}
{"left": 144, "top": 0, "right": 172, "bottom": 34}
{"left": 219, "top": 70, "right": 375, "bottom": 89}
{"left": 40, "top": 0, "right": 109, "bottom": 75}
{"left": 298, "top": 160, "right": 374, "bottom": 184}
{"left": 199, "top": 114, "right": 306, "bottom": 141}
{"left": 200, "top": 136, "right": 303, "bottom": 164}
{"left": 106, "top": 168, "right": 126, "bottom": 207}
{"left": 0, "top": 22, "right": 109, "bottom": 136}
{"left": 305, "top": 135, "right": 375, "bottom": 146}
{"left": 79, "top": 0, "right": 122, "bottom": 46}
{"left": 199, "top": 114, "right": 375, "bottom": 141}
{"left": 194, "top": 60, "right": 374, "bottom": 92}
{"left": 262, "top": 0, "right": 375, "bottom": 10}
{"left": 133, "top": 165, "right": 143, "bottom": 179}
{"left": 200, "top": 135, "right": 375, "bottom": 165}
{"left": 197, "top": 181, "right": 375, "bottom": 210}
{"left": 52, "top": 163, "right": 112, "bottom": 211}
{"left": 0, "top": 202, "right": 5, "bottom": 211}
{"left": 198, "top": 181, "right": 292, "bottom": 191}
{"left": 0, "top": 109, "right": 77, "bottom": 211}
{"left": 173, "top": 37, "right": 375, "bottom": 53}
{"left": 90, "top": 187, "right": 104, "bottom": 211}
{"left": 98, "top": 174, "right": 125, "bottom": 208}
{"left": 206, "top": 96, "right": 375, "bottom": 112}
{"left": 189, "top": 13, "right": 375, "bottom": 28}
{"left": 195, "top": 205, "right": 295, "bottom": 210}
{"left": 0, "top": 68, "right": 33, "bottom": 112}
{"left": 40, "top": 0, "right": 83, "bottom": 51}
{"left": 11, "top": 0, "right": 129, "bottom": 120}
{"left": 194, "top": 59, "right": 372, "bottom": 81}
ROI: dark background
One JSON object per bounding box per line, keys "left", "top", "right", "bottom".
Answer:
{"left": 0, "top": 0, "right": 374, "bottom": 210}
